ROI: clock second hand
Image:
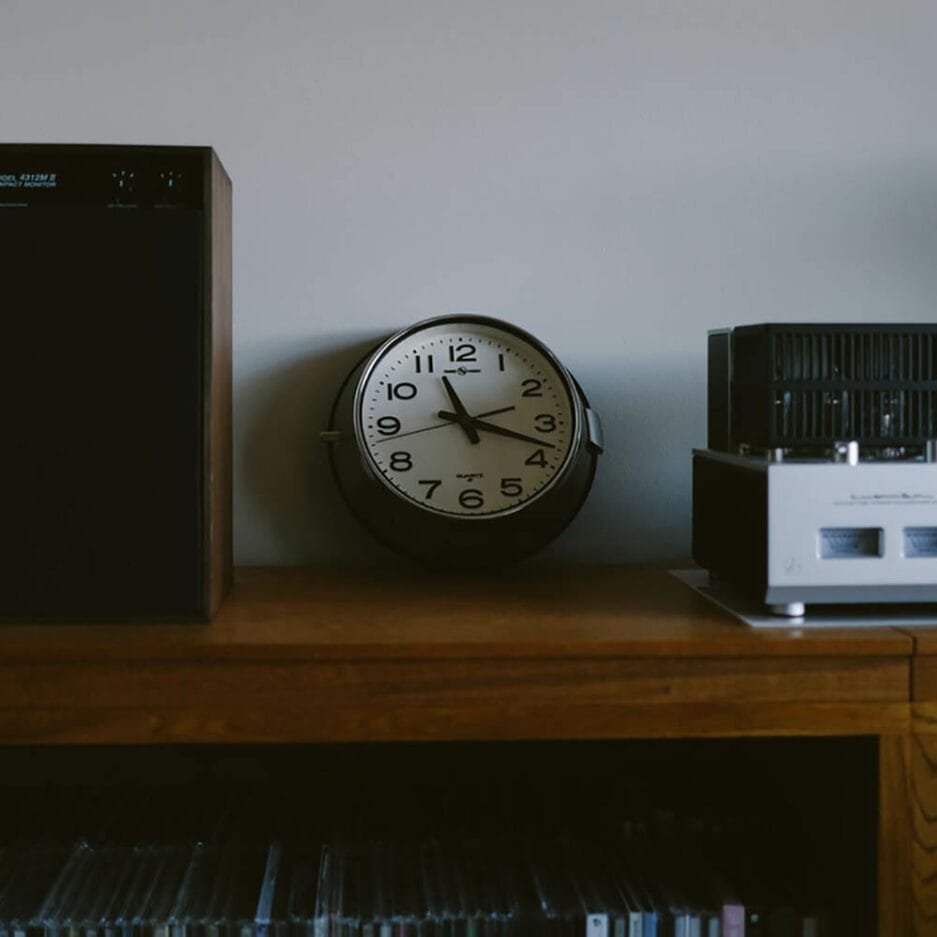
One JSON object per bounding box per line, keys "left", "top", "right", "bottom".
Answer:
{"left": 374, "top": 406, "right": 516, "bottom": 443}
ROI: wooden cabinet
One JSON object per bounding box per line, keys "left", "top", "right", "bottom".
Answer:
{"left": 904, "top": 628, "right": 937, "bottom": 933}
{"left": 0, "top": 566, "right": 924, "bottom": 934}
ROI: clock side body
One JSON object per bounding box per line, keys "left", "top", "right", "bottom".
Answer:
{"left": 326, "top": 329, "right": 601, "bottom": 567}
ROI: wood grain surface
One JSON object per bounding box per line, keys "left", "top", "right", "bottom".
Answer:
{"left": 0, "top": 657, "right": 910, "bottom": 745}
{"left": 0, "top": 566, "right": 913, "bottom": 662}
{"left": 880, "top": 733, "right": 913, "bottom": 936}
{"left": 915, "top": 657, "right": 937, "bottom": 702}
{"left": 905, "top": 635, "right": 937, "bottom": 932}
{"left": 910, "top": 718, "right": 937, "bottom": 935}
{"left": 903, "top": 628, "right": 937, "bottom": 657}
{"left": 0, "top": 567, "right": 913, "bottom": 745}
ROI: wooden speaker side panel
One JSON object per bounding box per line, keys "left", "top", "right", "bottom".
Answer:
{"left": 203, "top": 149, "right": 233, "bottom": 619}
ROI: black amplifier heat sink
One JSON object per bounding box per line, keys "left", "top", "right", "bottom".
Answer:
{"left": 710, "top": 324, "right": 937, "bottom": 453}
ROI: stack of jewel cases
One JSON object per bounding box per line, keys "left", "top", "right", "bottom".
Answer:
{"left": 692, "top": 324, "right": 937, "bottom": 617}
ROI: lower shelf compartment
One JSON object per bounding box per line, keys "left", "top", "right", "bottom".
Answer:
{"left": 0, "top": 738, "right": 878, "bottom": 936}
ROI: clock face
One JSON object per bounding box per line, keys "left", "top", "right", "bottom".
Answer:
{"left": 355, "top": 318, "right": 579, "bottom": 518}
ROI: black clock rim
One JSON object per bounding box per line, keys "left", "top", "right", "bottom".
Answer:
{"left": 331, "top": 439, "right": 599, "bottom": 568}
{"left": 351, "top": 314, "right": 585, "bottom": 522}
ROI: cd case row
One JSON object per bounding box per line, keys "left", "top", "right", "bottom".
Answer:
{"left": 0, "top": 776, "right": 846, "bottom": 937}
{"left": 0, "top": 834, "right": 831, "bottom": 937}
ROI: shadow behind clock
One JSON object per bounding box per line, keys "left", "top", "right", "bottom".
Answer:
{"left": 237, "top": 334, "right": 412, "bottom": 569}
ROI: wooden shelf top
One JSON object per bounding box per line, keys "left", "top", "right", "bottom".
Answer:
{"left": 0, "top": 566, "right": 913, "bottom": 662}
{"left": 0, "top": 567, "right": 914, "bottom": 744}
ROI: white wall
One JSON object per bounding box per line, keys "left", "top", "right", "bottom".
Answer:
{"left": 4, "top": 0, "right": 937, "bottom": 567}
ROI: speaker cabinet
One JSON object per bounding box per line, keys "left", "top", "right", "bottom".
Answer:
{"left": 0, "top": 145, "right": 231, "bottom": 619}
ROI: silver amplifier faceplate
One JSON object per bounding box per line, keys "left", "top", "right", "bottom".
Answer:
{"left": 765, "top": 460, "right": 937, "bottom": 604}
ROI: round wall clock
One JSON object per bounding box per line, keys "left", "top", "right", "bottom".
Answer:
{"left": 323, "top": 314, "right": 603, "bottom": 566}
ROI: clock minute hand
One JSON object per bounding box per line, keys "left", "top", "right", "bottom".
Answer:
{"left": 441, "top": 376, "right": 480, "bottom": 445}
{"left": 437, "top": 411, "right": 556, "bottom": 449}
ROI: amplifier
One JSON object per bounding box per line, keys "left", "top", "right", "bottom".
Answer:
{"left": 0, "top": 145, "right": 231, "bottom": 619}
{"left": 694, "top": 323, "right": 937, "bottom": 616}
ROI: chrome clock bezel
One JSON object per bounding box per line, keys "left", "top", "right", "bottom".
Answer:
{"left": 351, "top": 314, "right": 585, "bottom": 521}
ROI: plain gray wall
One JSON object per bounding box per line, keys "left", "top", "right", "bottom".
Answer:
{"left": 4, "top": 0, "right": 936, "bottom": 567}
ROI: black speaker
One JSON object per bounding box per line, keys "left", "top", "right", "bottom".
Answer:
{"left": 0, "top": 145, "right": 232, "bottom": 619}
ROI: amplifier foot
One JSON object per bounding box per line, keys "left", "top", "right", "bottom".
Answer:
{"left": 769, "top": 601, "right": 806, "bottom": 618}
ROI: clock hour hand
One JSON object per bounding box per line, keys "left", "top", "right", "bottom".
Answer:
{"left": 441, "top": 376, "right": 480, "bottom": 445}
{"left": 437, "top": 411, "right": 557, "bottom": 449}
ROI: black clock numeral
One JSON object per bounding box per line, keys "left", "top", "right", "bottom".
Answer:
{"left": 534, "top": 413, "right": 557, "bottom": 433}
{"left": 418, "top": 479, "right": 442, "bottom": 499}
{"left": 459, "top": 488, "right": 484, "bottom": 509}
{"left": 449, "top": 343, "right": 477, "bottom": 363}
{"left": 500, "top": 477, "right": 523, "bottom": 497}
{"left": 521, "top": 379, "right": 543, "bottom": 397}
{"left": 376, "top": 416, "right": 401, "bottom": 436}
{"left": 525, "top": 448, "right": 548, "bottom": 467}
{"left": 387, "top": 382, "right": 417, "bottom": 401}
{"left": 498, "top": 353, "right": 505, "bottom": 372}
{"left": 390, "top": 451, "right": 413, "bottom": 472}
{"left": 414, "top": 354, "right": 434, "bottom": 374}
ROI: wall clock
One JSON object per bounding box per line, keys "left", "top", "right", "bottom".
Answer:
{"left": 323, "top": 314, "right": 603, "bottom": 565}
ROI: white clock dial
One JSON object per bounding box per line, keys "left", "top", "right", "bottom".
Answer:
{"left": 356, "top": 320, "right": 578, "bottom": 517}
